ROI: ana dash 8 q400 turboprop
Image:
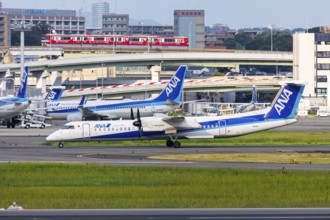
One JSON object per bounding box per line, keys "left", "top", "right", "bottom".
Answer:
{"left": 46, "top": 81, "right": 306, "bottom": 148}
{"left": 46, "top": 65, "right": 187, "bottom": 121}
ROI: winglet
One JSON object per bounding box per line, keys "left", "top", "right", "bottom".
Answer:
{"left": 265, "top": 81, "right": 307, "bottom": 119}
{"left": 17, "top": 66, "right": 29, "bottom": 99}
{"left": 153, "top": 65, "right": 187, "bottom": 103}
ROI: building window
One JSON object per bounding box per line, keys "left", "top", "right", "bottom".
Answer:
{"left": 317, "top": 63, "right": 330, "bottom": 70}
{"left": 317, "top": 75, "right": 328, "bottom": 82}
{"left": 316, "top": 88, "right": 327, "bottom": 95}
{"left": 317, "top": 52, "right": 330, "bottom": 58}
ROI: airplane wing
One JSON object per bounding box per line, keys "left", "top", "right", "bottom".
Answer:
{"left": 0, "top": 100, "right": 13, "bottom": 105}
{"left": 142, "top": 115, "right": 201, "bottom": 133}
{"left": 78, "top": 106, "right": 119, "bottom": 120}
{"left": 15, "top": 101, "right": 24, "bottom": 105}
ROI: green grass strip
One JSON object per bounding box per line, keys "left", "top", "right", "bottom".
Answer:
{"left": 43, "top": 131, "right": 330, "bottom": 147}
{"left": 0, "top": 163, "right": 330, "bottom": 209}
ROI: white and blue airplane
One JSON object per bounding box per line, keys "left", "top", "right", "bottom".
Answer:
{"left": 47, "top": 81, "right": 306, "bottom": 148}
{"left": 0, "top": 66, "right": 30, "bottom": 128}
{"left": 47, "top": 65, "right": 187, "bottom": 121}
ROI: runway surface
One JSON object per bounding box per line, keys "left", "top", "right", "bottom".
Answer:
{"left": 0, "top": 117, "right": 330, "bottom": 170}
{"left": 1, "top": 117, "right": 330, "bottom": 219}
{"left": 1, "top": 208, "right": 330, "bottom": 220}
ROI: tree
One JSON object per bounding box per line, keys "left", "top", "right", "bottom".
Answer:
{"left": 223, "top": 38, "right": 236, "bottom": 49}
{"left": 235, "top": 32, "right": 252, "bottom": 49}
{"left": 11, "top": 23, "right": 50, "bottom": 46}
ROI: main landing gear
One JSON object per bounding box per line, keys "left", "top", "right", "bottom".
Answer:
{"left": 58, "top": 142, "right": 64, "bottom": 148}
{"left": 166, "top": 135, "right": 181, "bottom": 148}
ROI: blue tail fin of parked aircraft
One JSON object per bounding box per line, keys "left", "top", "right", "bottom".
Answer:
{"left": 153, "top": 65, "right": 187, "bottom": 103}
{"left": 17, "top": 66, "right": 29, "bottom": 99}
{"left": 265, "top": 81, "right": 306, "bottom": 120}
{"left": 78, "top": 95, "right": 88, "bottom": 107}
{"left": 45, "top": 87, "right": 65, "bottom": 101}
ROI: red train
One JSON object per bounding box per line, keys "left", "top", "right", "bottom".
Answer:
{"left": 41, "top": 34, "right": 189, "bottom": 47}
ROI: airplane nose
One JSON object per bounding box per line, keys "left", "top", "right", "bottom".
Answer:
{"left": 46, "top": 132, "right": 58, "bottom": 141}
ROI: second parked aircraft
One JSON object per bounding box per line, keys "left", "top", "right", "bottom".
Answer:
{"left": 46, "top": 65, "right": 187, "bottom": 121}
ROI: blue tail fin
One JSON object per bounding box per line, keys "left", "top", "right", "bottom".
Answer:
{"left": 78, "top": 95, "right": 88, "bottom": 107}
{"left": 45, "top": 86, "right": 65, "bottom": 101}
{"left": 17, "top": 66, "right": 29, "bottom": 98}
{"left": 153, "top": 65, "right": 187, "bottom": 103}
{"left": 265, "top": 81, "right": 306, "bottom": 119}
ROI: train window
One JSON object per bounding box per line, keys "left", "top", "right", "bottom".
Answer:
{"left": 95, "top": 37, "right": 105, "bottom": 41}
{"left": 129, "top": 38, "right": 140, "bottom": 42}
{"left": 42, "top": 35, "right": 50, "bottom": 40}
{"left": 62, "top": 37, "right": 71, "bottom": 41}
{"left": 164, "top": 38, "right": 175, "bottom": 43}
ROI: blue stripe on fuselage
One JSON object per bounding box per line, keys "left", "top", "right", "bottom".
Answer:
{"left": 0, "top": 97, "right": 29, "bottom": 106}
{"left": 47, "top": 99, "right": 167, "bottom": 114}
{"left": 86, "top": 113, "right": 270, "bottom": 140}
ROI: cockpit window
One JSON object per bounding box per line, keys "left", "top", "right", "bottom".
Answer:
{"left": 61, "top": 125, "right": 75, "bottom": 130}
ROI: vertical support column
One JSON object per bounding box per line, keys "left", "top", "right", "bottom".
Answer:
{"left": 150, "top": 65, "right": 161, "bottom": 82}
{"left": 234, "top": 64, "right": 240, "bottom": 73}
{"left": 49, "top": 71, "right": 62, "bottom": 86}
{"left": 36, "top": 70, "right": 50, "bottom": 95}
{"left": 107, "top": 66, "right": 116, "bottom": 78}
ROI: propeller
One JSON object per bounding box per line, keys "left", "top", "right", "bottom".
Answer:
{"left": 132, "top": 108, "right": 142, "bottom": 139}
{"left": 130, "top": 108, "right": 134, "bottom": 120}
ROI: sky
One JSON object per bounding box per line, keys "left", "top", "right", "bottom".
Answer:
{"left": 2, "top": 0, "right": 330, "bottom": 29}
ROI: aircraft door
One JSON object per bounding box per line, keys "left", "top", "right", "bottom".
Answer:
{"left": 218, "top": 120, "right": 226, "bottom": 136}
{"left": 82, "top": 123, "right": 90, "bottom": 139}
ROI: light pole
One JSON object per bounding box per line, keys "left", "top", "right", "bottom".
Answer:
{"left": 101, "top": 63, "right": 104, "bottom": 99}
{"left": 188, "top": 21, "right": 192, "bottom": 50}
{"left": 268, "top": 24, "right": 273, "bottom": 51}
{"left": 112, "top": 24, "right": 115, "bottom": 54}
{"left": 11, "top": 20, "right": 32, "bottom": 77}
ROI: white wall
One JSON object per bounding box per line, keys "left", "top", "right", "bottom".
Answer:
{"left": 293, "top": 33, "right": 315, "bottom": 97}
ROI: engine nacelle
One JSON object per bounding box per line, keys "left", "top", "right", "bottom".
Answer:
{"left": 67, "top": 113, "right": 83, "bottom": 122}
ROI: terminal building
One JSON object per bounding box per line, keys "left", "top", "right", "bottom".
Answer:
{"left": 293, "top": 32, "right": 330, "bottom": 109}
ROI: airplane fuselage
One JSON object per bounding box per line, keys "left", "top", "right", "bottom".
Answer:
{"left": 0, "top": 98, "right": 30, "bottom": 119}
{"left": 47, "top": 99, "right": 178, "bottom": 120}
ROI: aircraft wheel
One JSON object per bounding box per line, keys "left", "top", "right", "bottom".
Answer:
{"left": 6, "top": 122, "right": 10, "bottom": 128}
{"left": 11, "top": 123, "right": 15, "bottom": 128}
{"left": 173, "top": 141, "right": 181, "bottom": 148}
{"left": 58, "top": 142, "right": 64, "bottom": 148}
{"left": 166, "top": 140, "right": 174, "bottom": 148}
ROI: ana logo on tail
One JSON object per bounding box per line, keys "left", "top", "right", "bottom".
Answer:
{"left": 46, "top": 90, "right": 58, "bottom": 101}
{"left": 274, "top": 89, "right": 293, "bottom": 115}
{"left": 18, "top": 67, "right": 28, "bottom": 97}
{"left": 165, "top": 76, "right": 181, "bottom": 97}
